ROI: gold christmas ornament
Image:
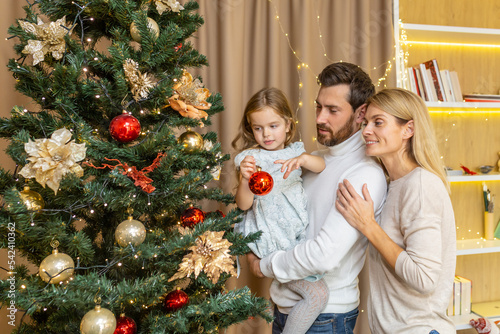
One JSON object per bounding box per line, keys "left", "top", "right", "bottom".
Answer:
{"left": 80, "top": 300, "right": 116, "bottom": 334}
{"left": 168, "top": 231, "right": 236, "bottom": 284}
{"left": 19, "top": 128, "right": 87, "bottom": 194}
{"left": 19, "top": 16, "right": 71, "bottom": 65}
{"left": 123, "top": 58, "right": 155, "bottom": 101}
{"left": 19, "top": 186, "right": 45, "bottom": 212}
{"left": 178, "top": 130, "right": 204, "bottom": 153}
{"left": 130, "top": 17, "right": 159, "bottom": 43}
{"left": 115, "top": 216, "right": 146, "bottom": 247}
{"left": 167, "top": 70, "right": 211, "bottom": 126}
{"left": 39, "top": 240, "right": 75, "bottom": 284}
{"left": 154, "top": 0, "right": 184, "bottom": 14}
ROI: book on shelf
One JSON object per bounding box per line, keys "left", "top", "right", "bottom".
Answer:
{"left": 453, "top": 277, "right": 461, "bottom": 315}
{"left": 447, "top": 283, "right": 455, "bottom": 316}
{"left": 440, "top": 70, "right": 453, "bottom": 102}
{"left": 449, "top": 71, "right": 463, "bottom": 102}
{"left": 406, "top": 60, "right": 463, "bottom": 103}
{"left": 456, "top": 276, "right": 472, "bottom": 315}
{"left": 406, "top": 67, "right": 422, "bottom": 98}
{"left": 447, "top": 276, "right": 472, "bottom": 316}
{"left": 423, "top": 59, "right": 447, "bottom": 102}
{"left": 419, "top": 63, "right": 437, "bottom": 102}
{"left": 414, "top": 68, "right": 426, "bottom": 100}
{"left": 463, "top": 94, "right": 500, "bottom": 103}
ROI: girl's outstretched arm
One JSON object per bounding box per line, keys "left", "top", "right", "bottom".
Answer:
{"left": 275, "top": 153, "right": 326, "bottom": 179}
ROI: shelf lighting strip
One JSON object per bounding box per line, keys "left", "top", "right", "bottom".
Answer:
{"left": 404, "top": 40, "right": 500, "bottom": 48}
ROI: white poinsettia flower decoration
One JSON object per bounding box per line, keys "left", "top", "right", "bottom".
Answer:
{"left": 19, "top": 128, "right": 86, "bottom": 194}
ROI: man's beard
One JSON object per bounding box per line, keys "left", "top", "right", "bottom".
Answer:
{"left": 317, "top": 113, "right": 356, "bottom": 147}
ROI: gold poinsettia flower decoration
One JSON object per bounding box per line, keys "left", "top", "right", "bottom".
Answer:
{"left": 19, "top": 128, "right": 87, "bottom": 194}
{"left": 167, "top": 70, "right": 211, "bottom": 127}
{"left": 123, "top": 59, "right": 155, "bottom": 101}
{"left": 169, "top": 231, "right": 236, "bottom": 284}
{"left": 153, "top": 0, "right": 184, "bottom": 14}
{"left": 19, "top": 16, "right": 71, "bottom": 65}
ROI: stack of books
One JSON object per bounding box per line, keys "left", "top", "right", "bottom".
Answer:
{"left": 405, "top": 59, "right": 463, "bottom": 103}
{"left": 447, "top": 275, "right": 472, "bottom": 316}
{"left": 463, "top": 94, "right": 500, "bottom": 103}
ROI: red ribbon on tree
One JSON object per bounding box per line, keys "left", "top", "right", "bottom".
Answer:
{"left": 84, "top": 152, "right": 166, "bottom": 193}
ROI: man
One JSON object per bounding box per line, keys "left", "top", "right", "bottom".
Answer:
{"left": 248, "top": 62, "right": 388, "bottom": 333}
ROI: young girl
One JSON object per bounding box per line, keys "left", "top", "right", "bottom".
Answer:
{"left": 232, "top": 87, "right": 328, "bottom": 334}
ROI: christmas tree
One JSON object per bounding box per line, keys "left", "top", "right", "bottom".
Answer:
{"left": 0, "top": 0, "right": 271, "bottom": 333}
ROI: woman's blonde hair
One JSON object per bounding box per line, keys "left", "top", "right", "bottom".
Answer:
{"left": 367, "top": 88, "right": 450, "bottom": 193}
{"left": 232, "top": 87, "right": 296, "bottom": 153}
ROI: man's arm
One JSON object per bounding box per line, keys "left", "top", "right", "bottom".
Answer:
{"left": 260, "top": 164, "right": 387, "bottom": 282}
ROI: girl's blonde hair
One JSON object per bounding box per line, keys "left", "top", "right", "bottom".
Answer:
{"left": 367, "top": 88, "right": 450, "bottom": 193}
{"left": 232, "top": 87, "right": 296, "bottom": 153}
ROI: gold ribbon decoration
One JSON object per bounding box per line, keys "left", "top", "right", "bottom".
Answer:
{"left": 169, "top": 231, "right": 236, "bottom": 284}
{"left": 153, "top": 0, "right": 184, "bottom": 14}
{"left": 167, "top": 70, "right": 211, "bottom": 126}
{"left": 123, "top": 59, "right": 155, "bottom": 101}
{"left": 19, "top": 16, "right": 71, "bottom": 65}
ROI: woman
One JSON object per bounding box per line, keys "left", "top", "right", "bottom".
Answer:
{"left": 335, "top": 88, "right": 456, "bottom": 333}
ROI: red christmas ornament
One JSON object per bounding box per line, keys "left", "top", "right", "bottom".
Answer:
{"left": 114, "top": 314, "right": 137, "bottom": 334}
{"left": 180, "top": 206, "right": 205, "bottom": 228}
{"left": 163, "top": 289, "right": 189, "bottom": 313}
{"left": 249, "top": 169, "right": 274, "bottom": 196}
{"left": 109, "top": 113, "right": 141, "bottom": 143}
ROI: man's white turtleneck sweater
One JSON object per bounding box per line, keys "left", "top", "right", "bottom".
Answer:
{"left": 260, "top": 131, "right": 387, "bottom": 314}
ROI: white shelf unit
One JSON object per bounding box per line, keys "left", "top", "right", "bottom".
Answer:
{"left": 450, "top": 313, "right": 481, "bottom": 330}
{"left": 393, "top": 14, "right": 500, "bottom": 89}
{"left": 448, "top": 174, "right": 500, "bottom": 182}
{"left": 426, "top": 102, "right": 500, "bottom": 110}
{"left": 393, "top": 1, "right": 500, "bottom": 331}
{"left": 457, "top": 239, "right": 500, "bottom": 256}
{"left": 399, "top": 23, "right": 500, "bottom": 45}
{"left": 450, "top": 312, "right": 500, "bottom": 331}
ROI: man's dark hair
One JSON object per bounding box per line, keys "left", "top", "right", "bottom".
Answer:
{"left": 317, "top": 62, "right": 375, "bottom": 112}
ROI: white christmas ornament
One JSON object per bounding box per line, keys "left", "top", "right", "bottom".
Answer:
{"left": 39, "top": 241, "right": 74, "bottom": 284}
{"left": 115, "top": 216, "right": 146, "bottom": 247}
{"left": 80, "top": 301, "right": 116, "bottom": 334}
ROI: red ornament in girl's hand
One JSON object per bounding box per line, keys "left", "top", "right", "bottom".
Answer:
{"left": 109, "top": 113, "right": 141, "bottom": 143}
{"left": 249, "top": 170, "right": 274, "bottom": 196}
{"left": 114, "top": 314, "right": 137, "bottom": 334}
{"left": 180, "top": 206, "right": 205, "bottom": 228}
{"left": 163, "top": 289, "right": 189, "bottom": 312}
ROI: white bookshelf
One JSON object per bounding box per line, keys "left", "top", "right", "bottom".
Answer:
{"left": 450, "top": 313, "right": 480, "bottom": 330}
{"left": 457, "top": 239, "right": 500, "bottom": 256}
{"left": 393, "top": 2, "right": 500, "bottom": 330}
{"left": 426, "top": 102, "right": 500, "bottom": 110}
{"left": 448, "top": 174, "right": 500, "bottom": 182}
{"left": 400, "top": 23, "right": 500, "bottom": 45}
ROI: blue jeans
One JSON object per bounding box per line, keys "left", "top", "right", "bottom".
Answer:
{"left": 272, "top": 305, "right": 359, "bottom": 334}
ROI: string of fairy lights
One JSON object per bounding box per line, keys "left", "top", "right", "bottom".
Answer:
{"left": 267, "top": 0, "right": 394, "bottom": 144}
{"left": 399, "top": 19, "right": 500, "bottom": 243}
{"left": 270, "top": 0, "right": 500, "bottom": 248}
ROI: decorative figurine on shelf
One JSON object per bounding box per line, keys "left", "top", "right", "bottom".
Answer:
{"left": 469, "top": 317, "right": 500, "bottom": 334}
{"left": 460, "top": 164, "right": 477, "bottom": 175}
